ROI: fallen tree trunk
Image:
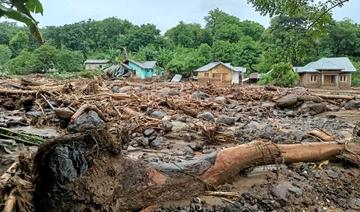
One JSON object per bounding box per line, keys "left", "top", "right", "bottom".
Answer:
{"left": 313, "top": 94, "right": 355, "bottom": 100}
{"left": 33, "top": 130, "right": 360, "bottom": 211}
{"left": 200, "top": 141, "right": 360, "bottom": 186}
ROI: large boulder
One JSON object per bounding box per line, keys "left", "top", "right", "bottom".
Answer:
{"left": 299, "top": 102, "right": 328, "bottom": 115}
{"left": 216, "top": 115, "right": 236, "bottom": 125}
{"left": 344, "top": 100, "right": 360, "bottom": 110}
{"left": 68, "top": 110, "right": 105, "bottom": 132}
{"left": 276, "top": 95, "right": 299, "bottom": 108}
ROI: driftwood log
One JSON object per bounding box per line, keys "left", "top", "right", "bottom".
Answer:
{"left": 200, "top": 141, "right": 360, "bottom": 186}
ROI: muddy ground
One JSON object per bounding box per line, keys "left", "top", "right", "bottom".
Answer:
{"left": 0, "top": 76, "right": 359, "bottom": 211}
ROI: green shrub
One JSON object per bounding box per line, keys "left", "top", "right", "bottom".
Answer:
{"left": 5, "top": 50, "right": 39, "bottom": 75}
{"left": 258, "top": 62, "right": 299, "bottom": 87}
{"left": 351, "top": 61, "right": 360, "bottom": 87}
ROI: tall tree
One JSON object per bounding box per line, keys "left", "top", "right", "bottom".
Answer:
{"left": 0, "top": 45, "right": 12, "bottom": 65}
{"left": 165, "top": 22, "right": 212, "bottom": 48}
{"left": 9, "top": 30, "right": 29, "bottom": 56}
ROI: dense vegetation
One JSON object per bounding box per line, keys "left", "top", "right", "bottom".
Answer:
{"left": 0, "top": 6, "right": 360, "bottom": 85}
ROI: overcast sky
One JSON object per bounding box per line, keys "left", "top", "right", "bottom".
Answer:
{"left": 17, "top": 0, "right": 360, "bottom": 32}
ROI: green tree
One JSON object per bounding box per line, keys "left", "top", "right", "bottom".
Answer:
{"left": 5, "top": 50, "right": 38, "bottom": 74}
{"left": 320, "top": 19, "right": 360, "bottom": 58}
{"left": 9, "top": 31, "right": 29, "bottom": 56}
{"left": 212, "top": 40, "right": 235, "bottom": 63}
{"left": 259, "top": 62, "right": 299, "bottom": 87}
{"left": 55, "top": 49, "right": 84, "bottom": 72}
{"left": 165, "top": 22, "right": 212, "bottom": 48}
{"left": 166, "top": 47, "right": 208, "bottom": 76}
{"left": 238, "top": 20, "right": 265, "bottom": 41}
{"left": 0, "top": 45, "right": 12, "bottom": 65}
{"left": 33, "top": 43, "right": 58, "bottom": 72}
{"left": 232, "top": 37, "right": 262, "bottom": 72}
{"left": 198, "top": 43, "right": 213, "bottom": 64}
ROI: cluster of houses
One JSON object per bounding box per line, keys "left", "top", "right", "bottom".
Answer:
{"left": 84, "top": 56, "right": 357, "bottom": 88}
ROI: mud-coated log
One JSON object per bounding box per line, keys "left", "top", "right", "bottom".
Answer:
{"left": 200, "top": 141, "right": 360, "bottom": 186}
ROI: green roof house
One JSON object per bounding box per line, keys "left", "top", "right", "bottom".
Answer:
{"left": 124, "top": 59, "right": 161, "bottom": 79}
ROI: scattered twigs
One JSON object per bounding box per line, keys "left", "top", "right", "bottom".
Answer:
{"left": 166, "top": 99, "right": 198, "bottom": 118}
{"left": 40, "top": 94, "right": 55, "bottom": 110}
{"left": 205, "top": 191, "right": 240, "bottom": 198}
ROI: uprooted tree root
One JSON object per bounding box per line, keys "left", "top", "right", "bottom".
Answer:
{"left": 30, "top": 129, "right": 360, "bottom": 211}
{"left": 33, "top": 129, "right": 205, "bottom": 211}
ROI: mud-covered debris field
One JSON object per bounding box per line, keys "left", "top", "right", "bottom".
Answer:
{"left": 0, "top": 76, "right": 359, "bottom": 211}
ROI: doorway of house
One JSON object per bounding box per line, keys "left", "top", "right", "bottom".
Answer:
{"left": 324, "top": 75, "right": 336, "bottom": 86}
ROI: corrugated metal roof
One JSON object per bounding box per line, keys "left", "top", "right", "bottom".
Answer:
{"left": 194, "top": 62, "right": 246, "bottom": 73}
{"left": 84, "top": 59, "right": 110, "bottom": 64}
{"left": 295, "top": 57, "right": 356, "bottom": 73}
{"left": 128, "top": 59, "right": 156, "bottom": 69}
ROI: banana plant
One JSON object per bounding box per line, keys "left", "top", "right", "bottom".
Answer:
{"left": 0, "top": 0, "right": 44, "bottom": 42}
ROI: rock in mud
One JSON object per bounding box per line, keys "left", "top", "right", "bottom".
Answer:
{"left": 272, "top": 182, "right": 290, "bottom": 201}
{"left": 144, "top": 128, "right": 155, "bottom": 137}
{"left": 26, "top": 111, "right": 43, "bottom": 118}
{"left": 299, "top": 102, "right": 327, "bottom": 115}
{"left": 150, "top": 110, "right": 167, "bottom": 119}
{"left": 214, "top": 96, "right": 227, "bottom": 104}
{"left": 112, "top": 85, "right": 131, "bottom": 93}
{"left": 192, "top": 91, "right": 209, "bottom": 100}
{"left": 216, "top": 115, "right": 235, "bottom": 125}
{"left": 68, "top": 110, "right": 105, "bottom": 132}
{"left": 158, "top": 87, "right": 179, "bottom": 96}
{"left": 162, "top": 120, "right": 173, "bottom": 132}
{"left": 2, "top": 99, "right": 16, "bottom": 110}
{"left": 276, "top": 94, "right": 298, "bottom": 108}
{"left": 344, "top": 100, "right": 360, "bottom": 110}
{"left": 171, "top": 121, "right": 189, "bottom": 132}
{"left": 150, "top": 137, "right": 163, "bottom": 149}
{"left": 198, "top": 112, "right": 215, "bottom": 122}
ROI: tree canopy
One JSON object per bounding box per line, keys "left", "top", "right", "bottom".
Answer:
{"left": 1, "top": 3, "right": 360, "bottom": 86}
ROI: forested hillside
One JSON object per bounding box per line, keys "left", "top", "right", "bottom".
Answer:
{"left": 0, "top": 9, "right": 359, "bottom": 82}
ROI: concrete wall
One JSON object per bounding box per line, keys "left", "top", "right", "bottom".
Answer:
{"left": 339, "top": 73, "right": 352, "bottom": 88}
{"left": 299, "top": 72, "right": 352, "bottom": 88}
{"left": 299, "top": 73, "right": 321, "bottom": 88}
{"left": 85, "top": 63, "right": 109, "bottom": 70}
{"left": 197, "top": 64, "right": 234, "bottom": 83}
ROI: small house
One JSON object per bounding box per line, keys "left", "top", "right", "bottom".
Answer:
{"left": 123, "top": 59, "right": 161, "bottom": 79}
{"left": 294, "top": 57, "right": 356, "bottom": 88}
{"left": 194, "top": 62, "right": 246, "bottom": 84}
{"left": 84, "top": 59, "right": 111, "bottom": 70}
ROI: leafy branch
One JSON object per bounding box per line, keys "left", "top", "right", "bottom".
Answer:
{"left": 0, "top": 0, "right": 44, "bottom": 42}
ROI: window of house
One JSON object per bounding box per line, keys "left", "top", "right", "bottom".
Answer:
{"left": 222, "top": 73, "right": 228, "bottom": 80}
{"left": 340, "top": 75, "right": 346, "bottom": 82}
{"left": 204, "top": 73, "right": 209, "bottom": 77}
{"left": 310, "top": 75, "right": 317, "bottom": 82}
{"left": 212, "top": 73, "right": 221, "bottom": 79}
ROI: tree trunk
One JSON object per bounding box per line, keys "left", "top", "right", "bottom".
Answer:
{"left": 200, "top": 141, "right": 360, "bottom": 186}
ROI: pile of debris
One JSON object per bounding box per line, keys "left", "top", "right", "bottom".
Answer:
{"left": 0, "top": 76, "right": 359, "bottom": 211}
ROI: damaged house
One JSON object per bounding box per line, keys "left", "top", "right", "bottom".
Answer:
{"left": 84, "top": 59, "right": 111, "bottom": 70}
{"left": 194, "top": 62, "right": 246, "bottom": 84}
{"left": 294, "top": 57, "right": 356, "bottom": 88}
{"left": 123, "top": 59, "right": 162, "bottom": 79}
